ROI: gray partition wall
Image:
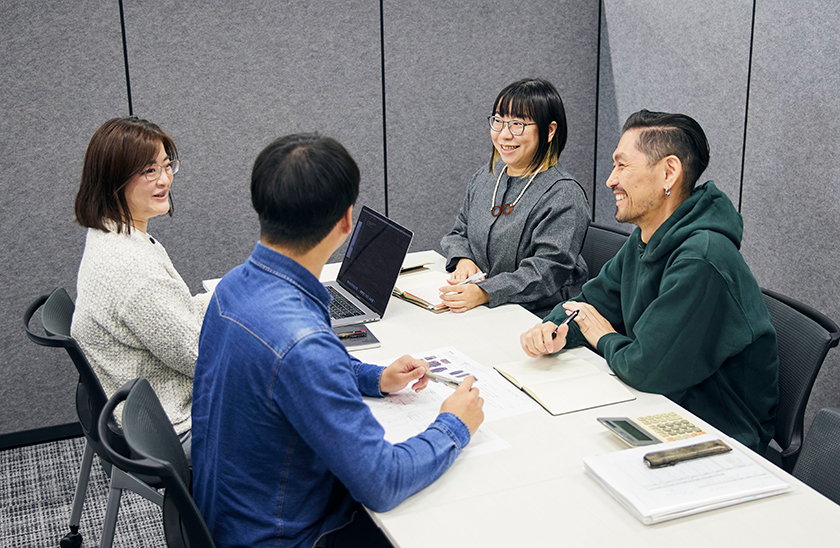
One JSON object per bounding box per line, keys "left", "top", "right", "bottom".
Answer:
{"left": 596, "top": 0, "right": 754, "bottom": 230}
{"left": 2, "top": 0, "right": 387, "bottom": 446}
{"left": 122, "top": 0, "right": 387, "bottom": 290}
{"left": 5, "top": 1, "right": 840, "bottom": 446}
{"left": 740, "top": 0, "right": 840, "bottom": 428}
{"left": 383, "top": 0, "right": 601, "bottom": 253}
{"left": 1, "top": 1, "right": 128, "bottom": 444}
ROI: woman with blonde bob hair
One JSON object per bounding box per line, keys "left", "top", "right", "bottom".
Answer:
{"left": 72, "top": 116, "right": 210, "bottom": 459}
{"left": 440, "top": 78, "right": 590, "bottom": 316}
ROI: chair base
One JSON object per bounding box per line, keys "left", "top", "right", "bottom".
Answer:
{"left": 59, "top": 530, "right": 82, "bottom": 548}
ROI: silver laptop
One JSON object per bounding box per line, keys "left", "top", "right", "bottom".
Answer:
{"left": 324, "top": 206, "right": 413, "bottom": 327}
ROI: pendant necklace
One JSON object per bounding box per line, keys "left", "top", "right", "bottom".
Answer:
{"left": 490, "top": 164, "right": 541, "bottom": 217}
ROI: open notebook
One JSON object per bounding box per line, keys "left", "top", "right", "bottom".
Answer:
{"left": 392, "top": 269, "right": 450, "bottom": 313}
{"left": 493, "top": 353, "right": 634, "bottom": 415}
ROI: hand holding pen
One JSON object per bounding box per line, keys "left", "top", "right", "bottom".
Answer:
{"left": 551, "top": 309, "right": 579, "bottom": 339}
{"left": 455, "top": 271, "right": 486, "bottom": 285}
{"left": 424, "top": 371, "right": 463, "bottom": 388}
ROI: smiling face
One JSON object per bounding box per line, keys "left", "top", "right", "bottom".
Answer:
{"left": 607, "top": 129, "right": 673, "bottom": 240}
{"left": 124, "top": 141, "right": 173, "bottom": 232}
{"left": 490, "top": 114, "right": 542, "bottom": 177}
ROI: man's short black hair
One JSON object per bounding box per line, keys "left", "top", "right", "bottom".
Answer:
{"left": 622, "top": 109, "right": 710, "bottom": 194}
{"left": 251, "top": 134, "right": 360, "bottom": 253}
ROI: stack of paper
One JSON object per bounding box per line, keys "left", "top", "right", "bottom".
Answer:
{"left": 583, "top": 434, "right": 790, "bottom": 524}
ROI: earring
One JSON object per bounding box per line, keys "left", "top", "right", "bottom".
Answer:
{"left": 665, "top": 187, "right": 671, "bottom": 197}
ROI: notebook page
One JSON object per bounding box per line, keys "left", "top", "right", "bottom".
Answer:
{"left": 495, "top": 353, "right": 601, "bottom": 386}
{"left": 394, "top": 270, "right": 449, "bottom": 306}
{"left": 531, "top": 372, "right": 635, "bottom": 415}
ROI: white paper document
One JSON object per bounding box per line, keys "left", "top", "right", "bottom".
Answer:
{"left": 584, "top": 434, "right": 790, "bottom": 524}
{"left": 365, "top": 347, "right": 539, "bottom": 459}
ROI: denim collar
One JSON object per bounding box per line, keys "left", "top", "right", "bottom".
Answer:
{"left": 247, "top": 242, "right": 332, "bottom": 311}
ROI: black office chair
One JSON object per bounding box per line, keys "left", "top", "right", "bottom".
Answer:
{"left": 761, "top": 288, "right": 840, "bottom": 473}
{"left": 580, "top": 222, "right": 630, "bottom": 280}
{"left": 99, "top": 378, "right": 216, "bottom": 548}
{"left": 793, "top": 407, "right": 840, "bottom": 505}
{"left": 23, "top": 288, "right": 163, "bottom": 548}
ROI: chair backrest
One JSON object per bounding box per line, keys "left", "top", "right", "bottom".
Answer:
{"left": 580, "top": 223, "right": 630, "bottom": 280}
{"left": 99, "top": 379, "right": 216, "bottom": 548}
{"left": 762, "top": 288, "right": 840, "bottom": 472}
{"left": 793, "top": 407, "right": 840, "bottom": 505}
{"left": 23, "top": 288, "right": 131, "bottom": 460}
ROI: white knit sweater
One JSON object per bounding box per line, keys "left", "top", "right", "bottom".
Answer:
{"left": 71, "top": 224, "right": 211, "bottom": 434}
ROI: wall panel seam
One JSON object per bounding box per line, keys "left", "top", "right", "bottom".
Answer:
{"left": 379, "top": 0, "right": 389, "bottom": 216}
{"left": 738, "top": 0, "right": 758, "bottom": 213}
{"left": 592, "top": 0, "right": 603, "bottom": 222}
{"left": 118, "top": 0, "right": 133, "bottom": 115}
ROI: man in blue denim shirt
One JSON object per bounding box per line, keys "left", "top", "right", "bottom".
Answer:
{"left": 191, "top": 134, "right": 485, "bottom": 548}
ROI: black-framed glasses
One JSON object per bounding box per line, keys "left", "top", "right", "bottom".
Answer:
{"left": 488, "top": 115, "right": 535, "bottom": 136}
{"left": 142, "top": 159, "right": 180, "bottom": 181}
{"left": 491, "top": 203, "right": 514, "bottom": 217}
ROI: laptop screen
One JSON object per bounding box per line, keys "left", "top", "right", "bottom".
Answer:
{"left": 336, "top": 206, "right": 413, "bottom": 316}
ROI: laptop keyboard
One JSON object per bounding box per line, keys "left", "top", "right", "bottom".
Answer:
{"left": 327, "top": 286, "right": 365, "bottom": 319}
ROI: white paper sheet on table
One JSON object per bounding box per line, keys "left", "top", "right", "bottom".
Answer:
{"left": 365, "top": 347, "right": 540, "bottom": 459}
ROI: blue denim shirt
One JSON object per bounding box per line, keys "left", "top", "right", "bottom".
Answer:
{"left": 191, "top": 243, "right": 470, "bottom": 548}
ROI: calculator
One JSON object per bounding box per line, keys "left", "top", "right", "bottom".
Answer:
{"left": 598, "top": 412, "right": 707, "bottom": 447}
{"left": 635, "top": 412, "right": 707, "bottom": 442}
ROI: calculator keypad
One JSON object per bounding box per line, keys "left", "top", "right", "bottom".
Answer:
{"left": 636, "top": 412, "right": 706, "bottom": 442}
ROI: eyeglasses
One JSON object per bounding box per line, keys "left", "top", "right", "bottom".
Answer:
{"left": 142, "top": 159, "right": 180, "bottom": 181}
{"left": 488, "top": 116, "right": 536, "bottom": 136}
{"left": 491, "top": 204, "right": 514, "bottom": 217}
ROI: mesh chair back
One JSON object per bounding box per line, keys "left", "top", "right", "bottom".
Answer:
{"left": 23, "top": 288, "right": 126, "bottom": 455}
{"left": 793, "top": 407, "right": 840, "bottom": 505}
{"left": 99, "top": 379, "right": 215, "bottom": 548}
{"left": 580, "top": 223, "right": 629, "bottom": 280}
{"left": 762, "top": 289, "right": 840, "bottom": 472}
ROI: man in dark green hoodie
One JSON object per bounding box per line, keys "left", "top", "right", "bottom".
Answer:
{"left": 520, "top": 109, "right": 778, "bottom": 453}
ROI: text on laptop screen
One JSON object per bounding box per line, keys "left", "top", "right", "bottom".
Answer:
{"left": 337, "top": 209, "right": 412, "bottom": 314}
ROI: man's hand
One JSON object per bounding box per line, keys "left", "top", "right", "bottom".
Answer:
{"left": 380, "top": 355, "right": 430, "bottom": 394}
{"left": 520, "top": 321, "right": 566, "bottom": 357}
{"left": 561, "top": 302, "right": 617, "bottom": 348}
{"left": 439, "top": 376, "right": 484, "bottom": 436}
{"left": 438, "top": 281, "right": 489, "bottom": 313}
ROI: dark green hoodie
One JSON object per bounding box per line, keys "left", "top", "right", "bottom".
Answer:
{"left": 546, "top": 182, "right": 778, "bottom": 452}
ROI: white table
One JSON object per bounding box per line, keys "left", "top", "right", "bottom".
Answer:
{"left": 324, "top": 251, "right": 840, "bottom": 548}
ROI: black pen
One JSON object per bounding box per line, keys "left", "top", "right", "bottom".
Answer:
{"left": 551, "top": 310, "right": 579, "bottom": 339}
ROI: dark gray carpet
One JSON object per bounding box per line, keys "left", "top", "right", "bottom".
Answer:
{"left": 0, "top": 436, "right": 165, "bottom": 547}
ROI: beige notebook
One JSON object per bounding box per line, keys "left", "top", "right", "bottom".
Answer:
{"left": 392, "top": 270, "right": 450, "bottom": 313}
{"left": 493, "top": 353, "right": 635, "bottom": 415}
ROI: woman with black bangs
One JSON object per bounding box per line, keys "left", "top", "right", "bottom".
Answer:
{"left": 71, "top": 116, "right": 210, "bottom": 460}
{"left": 440, "top": 78, "right": 591, "bottom": 316}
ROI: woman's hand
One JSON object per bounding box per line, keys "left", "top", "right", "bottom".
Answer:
{"left": 448, "top": 258, "right": 481, "bottom": 283}
{"left": 438, "top": 281, "right": 489, "bottom": 313}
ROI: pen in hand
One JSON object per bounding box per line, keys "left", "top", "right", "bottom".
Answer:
{"left": 424, "top": 371, "right": 463, "bottom": 389}
{"left": 455, "top": 271, "right": 486, "bottom": 286}
{"left": 551, "top": 309, "right": 579, "bottom": 340}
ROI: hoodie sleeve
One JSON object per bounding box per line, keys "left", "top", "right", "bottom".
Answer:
{"left": 595, "top": 257, "right": 755, "bottom": 394}
{"left": 543, "top": 243, "right": 626, "bottom": 349}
